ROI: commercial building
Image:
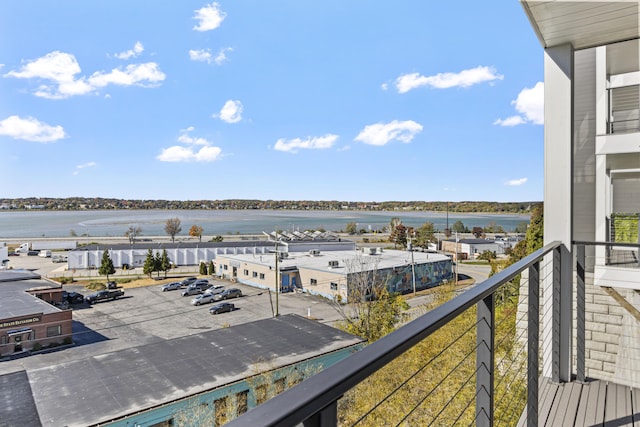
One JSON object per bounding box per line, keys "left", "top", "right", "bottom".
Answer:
{"left": 0, "top": 314, "right": 363, "bottom": 427}
{"left": 216, "top": 246, "right": 453, "bottom": 302}
{"left": 0, "top": 269, "right": 72, "bottom": 357}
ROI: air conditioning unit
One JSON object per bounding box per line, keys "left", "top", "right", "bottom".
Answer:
{"left": 369, "top": 247, "right": 377, "bottom": 255}
{"left": 309, "top": 249, "right": 320, "bottom": 256}
{"left": 328, "top": 260, "right": 339, "bottom": 268}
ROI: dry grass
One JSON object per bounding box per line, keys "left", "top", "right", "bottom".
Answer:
{"left": 72, "top": 276, "right": 205, "bottom": 290}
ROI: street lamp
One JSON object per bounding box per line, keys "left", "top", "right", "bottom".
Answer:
{"left": 407, "top": 230, "right": 416, "bottom": 295}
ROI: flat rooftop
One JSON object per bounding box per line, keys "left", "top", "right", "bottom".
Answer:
{"left": 221, "top": 249, "right": 451, "bottom": 274}
{"left": 0, "top": 314, "right": 363, "bottom": 427}
{"left": 0, "top": 270, "right": 62, "bottom": 318}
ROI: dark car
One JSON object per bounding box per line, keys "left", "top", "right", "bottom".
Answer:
{"left": 179, "top": 277, "right": 198, "bottom": 288}
{"left": 85, "top": 289, "right": 124, "bottom": 304}
{"left": 209, "top": 302, "right": 235, "bottom": 314}
{"left": 8, "top": 252, "right": 20, "bottom": 256}
{"left": 27, "top": 250, "right": 40, "bottom": 256}
{"left": 213, "top": 288, "right": 242, "bottom": 301}
{"left": 62, "top": 291, "right": 85, "bottom": 305}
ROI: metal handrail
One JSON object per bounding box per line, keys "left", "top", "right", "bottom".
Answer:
{"left": 226, "top": 241, "right": 562, "bottom": 427}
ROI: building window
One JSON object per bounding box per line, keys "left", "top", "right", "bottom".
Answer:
{"left": 214, "top": 397, "right": 227, "bottom": 427}
{"left": 236, "top": 390, "right": 249, "bottom": 416}
{"left": 259, "top": 273, "right": 265, "bottom": 280}
{"left": 256, "top": 384, "right": 268, "bottom": 405}
{"left": 310, "top": 279, "right": 317, "bottom": 286}
{"left": 223, "top": 265, "right": 228, "bottom": 270}
{"left": 252, "top": 271, "right": 258, "bottom": 278}
{"left": 0, "top": 335, "right": 6, "bottom": 345}
{"left": 243, "top": 269, "right": 249, "bottom": 276}
{"left": 330, "top": 282, "right": 338, "bottom": 291}
{"left": 47, "top": 325, "right": 62, "bottom": 337}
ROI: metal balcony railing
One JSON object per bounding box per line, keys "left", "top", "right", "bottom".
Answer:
{"left": 225, "top": 241, "right": 568, "bottom": 427}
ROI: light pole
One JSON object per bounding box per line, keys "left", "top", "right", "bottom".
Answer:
{"left": 274, "top": 233, "right": 280, "bottom": 317}
{"left": 407, "top": 230, "right": 416, "bottom": 295}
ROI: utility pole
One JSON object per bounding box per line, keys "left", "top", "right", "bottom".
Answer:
{"left": 455, "top": 231, "right": 459, "bottom": 286}
{"left": 407, "top": 230, "right": 416, "bottom": 295}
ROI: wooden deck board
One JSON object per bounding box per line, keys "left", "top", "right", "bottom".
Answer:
{"left": 515, "top": 378, "right": 640, "bottom": 427}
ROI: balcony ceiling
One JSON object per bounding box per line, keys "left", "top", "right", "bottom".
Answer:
{"left": 520, "top": 1, "right": 640, "bottom": 50}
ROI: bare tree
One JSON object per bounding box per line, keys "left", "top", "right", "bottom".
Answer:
{"left": 164, "top": 217, "right": 182, "bottom": 243}
{"left": 332, "top": 255, "right": 408, "bottom": 343}
{"left": 125, "top": 225, "right": 142, "bottom": 244}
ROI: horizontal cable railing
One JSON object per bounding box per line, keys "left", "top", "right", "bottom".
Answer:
{"left": 225, "top": 241, "right": 563, "bottom": 427}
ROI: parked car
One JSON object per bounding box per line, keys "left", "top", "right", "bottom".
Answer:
{"left": 178, "top": 277, "right": 198, "bottom": 288}
{"left": 191, "top": 293, "right": 217, "bottom": 306}
{"left": 106, "top": 281, "right": 118, "bottom": 289}
{"left": 27, "top": 250, "right": 40, "bottom": 256}
{"left": 85, "top": 289, "right": 124, "bottom": 304}
{"left": 8, "top": 252, "right": 20, "bottom": 256}
{"left": 202, "top": 285, "right": 225, "bottom": 296}
{"left": 213, "top": 288, "right": 242, "bottom": 301}
{"left": 62, "top": 291, "right": 84, "bottom": 305}
{"left": 161, "top": 281, "right": 183, "bottom": 292}
{"left": 181, "top": 282, "right": 212, "bottom": 296}
{"left": 209, "top": 302, "right": 235, "bottom": 314}
{"left": 52, "top": 255, "right": 68, "bottom": 263}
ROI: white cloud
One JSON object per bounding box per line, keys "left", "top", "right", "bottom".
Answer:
{"left": 493, "top": 115, "right": 525, "bottom": 127}
{"left": 214, "top": 47, "right": 232, "bottom": 65}
{"left": 394, "top": 66, "right": 503, "bottom": 93}
{"left": 274, "top": 134, "right": 339, "bottom": 153}
{"left": 189, "top": 49, "right": 212, "bottom": 63}
{"left": 4, "top": 51, "right": 165, "bottom": 99}
{"left": 215, "top": 100, "right": 243, "bottom": 123}
{"left": 158, "top": 127, "right": 222, "bottom": 162}
{"left": 505, "top": 177, "right": 528, "bottom": 186}
{"left": 381, "top": 83, "right": 389, "bottom": 91}
{"left": 494, "top": 82, "right": 544, "bottom": 126}
{"left": 354, "top": 120, "right": 423, "bottom": 146}
{"left": 193, "top": 2, "right": 226, "bottom": 32}
{"left": 114, "top": 41, "right": 144, "bottom": 60}
{"left": 0, "top": 115, "right": 66, "bottom": 142}
{"left": 73, "top": 161, "right": 96, "bottom": 175}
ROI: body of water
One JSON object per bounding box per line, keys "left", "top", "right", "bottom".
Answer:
{"left": 0, "top": 210, "right": 530, "bottom": 239}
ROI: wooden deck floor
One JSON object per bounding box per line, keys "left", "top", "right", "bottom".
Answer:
{"left": 516, "top": 377, "right": 640, "bottom": 426}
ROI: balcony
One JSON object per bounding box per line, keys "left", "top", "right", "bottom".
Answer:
{"left": 225, "top": 241, "right": 640, "bottom": 426}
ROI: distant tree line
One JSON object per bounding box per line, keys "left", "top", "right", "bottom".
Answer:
{"left": 1, "top": 197, "right": 537, "bottom": 214}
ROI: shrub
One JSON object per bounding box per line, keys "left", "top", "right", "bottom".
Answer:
{"left": 57, "top": 276, "right": 75, "bottom": 285}
{"left": 32, "top": 342, "right": 43, "bottom": 352}
{"left": 63, "top": 336, "right": 73, "bottom": 345}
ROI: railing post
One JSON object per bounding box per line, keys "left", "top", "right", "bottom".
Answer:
{"left": 552, "top": 244, "right": 572, "bottom": 383}
{"left": 527, "top": 261, "right": 540, "bottom": 427}
{"left": 476, "top": 293, "right": 495, "bottom": 427}
{"left": 576, "top": 245, "right": 586, "bottom": 382}
{"left": 303, "top": 401, "right": 337, "bottom": 427}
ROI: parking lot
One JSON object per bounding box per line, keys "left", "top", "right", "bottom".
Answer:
{"left": 0, "top": 254, "right": 343, "bottom": 374}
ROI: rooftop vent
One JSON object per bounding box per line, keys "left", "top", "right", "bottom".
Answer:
{"left": 328, "top": 260, "right": 339, "bottom": 268}
{"left": 309, "top": 249, "right": 320, "bottom": 256}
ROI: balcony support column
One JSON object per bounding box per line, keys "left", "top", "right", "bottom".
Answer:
{"left": 527, "top": 261, "right": 540, "bottom": 427}
{"left": 476, "top": 293, "right": 495, "bottom": 427}
{"left": 303, "top": 401, "right": 337, "bottom": 427}
{"left": 576, "top": 245, "right": 586, "bottom": 382}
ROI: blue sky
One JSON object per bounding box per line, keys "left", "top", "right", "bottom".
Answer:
{"left": 0, "top": 1, "right": 544, "bottom": 202}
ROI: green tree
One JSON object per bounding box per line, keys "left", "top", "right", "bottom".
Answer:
{"left": 472, "top": 226, "right": 484, "bottom": 238}
{"left": 164, "top": 217, "right": 182, "bottom": 243}
{"left": 199, "top": 262, "right": 207, "bottom": 275}
{"left": 477, "top": 250, "right": 497, "bottom": 262}
{"left": 189, "top": 224, "right": 204, "bottom": 242}
{"left": 210, "top": 235, "right": 224, "bottom": 242}
{"left": 154, "top": 252, "right": 163, "bottom": 278}
{"left": 98, "top": 250, "right": 115, "bottom": 281}
{"left": 208, "top": 261, "right": 215, "bottom": 275}
{"left": 159, "top": 249, "right": 171, "bottom": 278}
{"left": 125, "top": 225, "right": 142, "bottom": 244}
{"left": 452, "top": 220, "right": 466, "bottom": 233}
{"left": 345, "top": 221, "right": 357, "bottom": 235}
{"left": 143, "top": 249, "right": 155, "bottom": 278}
{"left": 514, "top": 221, "right": 529, "bottom": 234}
{"left": 413, "top": 222, "right": 435, "bottom": 248}
{"left": 525, "top": 203, "right": 544, "bottom": 253}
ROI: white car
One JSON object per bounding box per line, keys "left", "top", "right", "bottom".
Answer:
{"left": 191, "top": 293, "right": 217, "bottom": 306}
{"left": 202, "top": 285, "right": 225, "bottom": 296}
